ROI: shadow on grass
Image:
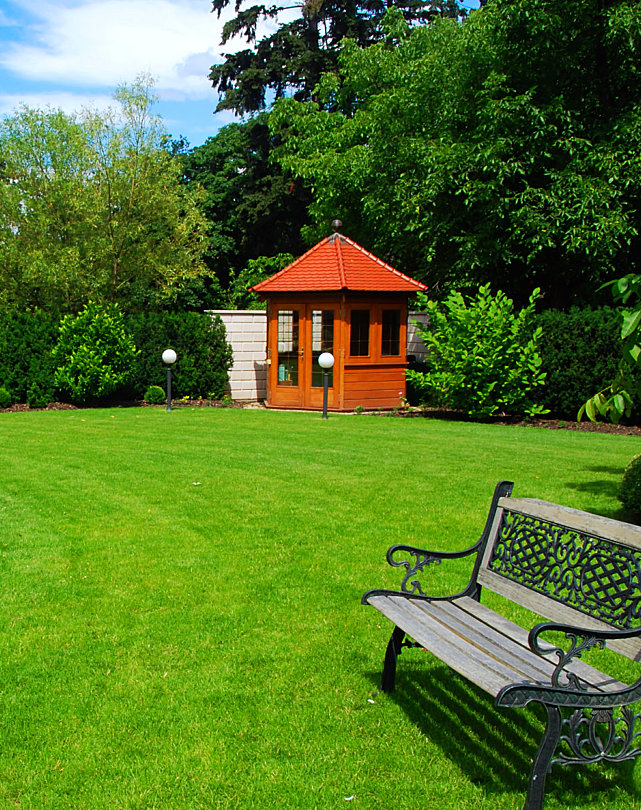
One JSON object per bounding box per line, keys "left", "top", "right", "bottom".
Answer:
{"left": 566, "top": 478, "right": 621, "bottom": 500}
{"left": 585, "top": 466, "right": 626, "bottom": 476}
{"left": 563, "top": 464, "right": 633, "bottom": 520}
{"left": 564, "top": 465, "right": 641, "bottom": 524}
{"left": 365, "top": 657, "right": 641, "bottom": 806}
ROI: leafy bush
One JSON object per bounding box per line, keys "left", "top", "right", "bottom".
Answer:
{"left": 52, "top": 302, "right": 139, "bottom": 404}
{"left": 620, "top": 455, "right": 641, "bottom": 512}
{"left": 537, "top": 308, "right": 625, "bottom": 419}
{"left": 144, "top": 385, "right": 166, "bottom": 405}
{"left": 126, "top": 312, "right": 233, "bottom": 400}
{"left": 406, "top": 285, "right": 546, "bottom": 418}
{"left": 405, "top": 358, "right": 429, "bottom": 407}
{"left": 0, "top": 387, "right": 12, "bottom": 409}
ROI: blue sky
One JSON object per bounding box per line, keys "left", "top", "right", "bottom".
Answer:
{"left": 0, "top": 0, "right": 250, "bottom": 146}
{"left": 0, "top": 0, "right": 479, "bottom": 148}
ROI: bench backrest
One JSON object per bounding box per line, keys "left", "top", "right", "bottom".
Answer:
{"left": 478, "top": 496, "right": 641, "bottom": 661}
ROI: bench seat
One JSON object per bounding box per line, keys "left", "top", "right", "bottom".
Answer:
{"left": 367, "top": 593, "right": 627, "bottom": 698}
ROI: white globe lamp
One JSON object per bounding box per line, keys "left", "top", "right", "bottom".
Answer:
{"left": 318, "top": 352, "right": 335, "bottom": 419}
{"left": 162, "top": 349, "right": 177, "bottom": 410}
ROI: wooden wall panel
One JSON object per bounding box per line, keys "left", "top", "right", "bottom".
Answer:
{"left": 343, "top": 365, "right": 406, "bottom": 410}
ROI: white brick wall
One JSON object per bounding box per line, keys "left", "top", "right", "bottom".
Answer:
{"left": 407, "top": 312, "right": 428, "bottom": 362}
{"left": 208, "top": 310, "right": 268, "bottom": 402}
{"left": 210, "top": 309, "right": 429, "bottom": 401}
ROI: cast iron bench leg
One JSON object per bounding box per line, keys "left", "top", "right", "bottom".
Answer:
{"left": 381, "top": 625, "right": 405, "bottom": 693}
{"left": 524, "top": 705, "right": 561, "bottom": 810}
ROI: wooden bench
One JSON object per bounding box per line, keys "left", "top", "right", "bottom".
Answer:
{"left": 362, "top": 481, "right": 641, "bottom": 810}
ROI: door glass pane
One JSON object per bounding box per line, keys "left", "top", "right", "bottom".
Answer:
{"left": 311, "top": 310, "right": 334, "bottom": 388}
{"left": 350, "top": 310, "right": 370, "bottom": 356}
{"left": 277, "top": 310, "right": 299, "bottom": 386}
{"left": 381, "top": 310, "right": 401, "bottom": 356}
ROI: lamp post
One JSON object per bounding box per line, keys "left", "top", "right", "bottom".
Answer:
{"left": 162, "top": 349, "right": 177, "bottom": 411}
{"left": 318, "top": 352, "right": 335, "bottom": 420}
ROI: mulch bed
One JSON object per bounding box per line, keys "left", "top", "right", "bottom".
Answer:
{"left": 2, "top": 401, "right": 78, "bottom": 412}
{"left": 138, "top": 398, "right": 245, "bottom": 410}
{"left": 373, "top": 407, "right": 641, "bottom": 436}
{"left": 0, "top": 398, "right": 245, "bottom": 413}
{"left": 510, "top": 418, "right": 641, "bottom": 436}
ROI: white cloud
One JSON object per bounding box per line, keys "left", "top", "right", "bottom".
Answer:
{"left": 1, "top": 0, "right": 233, "bottom": 100}
{"left": 0, "top": 90, "right": 115, "bottom": 118}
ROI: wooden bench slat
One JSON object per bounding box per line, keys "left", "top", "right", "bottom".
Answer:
{"left": 452, "top": 597, "right": 628, "bottom": 693}
{"left": 411, "top": 599, "right": 556, "bottom": 684}
{"left": 369, "top": 594, "right": 532, "bottom": 697}
{"left": 369, "top": 594, "right": 626, "bottom": 695}
{"left": 499, "top": 497, "right": 641, "bottom": 552}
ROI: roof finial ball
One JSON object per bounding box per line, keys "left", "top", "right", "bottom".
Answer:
{"left": 331, "top": 219, "right": 343, "bottom": 233}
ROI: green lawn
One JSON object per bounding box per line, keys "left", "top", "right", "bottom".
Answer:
{"left": 1, "top": 407, "right": 640, "bottom": 809}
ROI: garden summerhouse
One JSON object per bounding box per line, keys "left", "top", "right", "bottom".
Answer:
{"left": 252, "top": 229, "right": 428, "bottom": 412}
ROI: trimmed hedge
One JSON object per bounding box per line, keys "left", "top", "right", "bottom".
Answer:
{"left": 0, "top": 311, "right": 59, "bottom": 404}
{"left": 0, "top": 309, "right": 233, "bottom": 406}
{"left": 536, "top": 308, "right": 624, "bottom": 419}
{"left": 126, "top": 312, "right": 233, "bottom": 400}
{"left": 0, "top": 305, "right": 631, "bottom": 417}
{"left": 620, "top": 455, "right": 641, "bottom": 512}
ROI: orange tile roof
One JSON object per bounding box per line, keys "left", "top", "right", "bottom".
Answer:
{"left": 252, "top": 234, "right": 428, "bottom": 293}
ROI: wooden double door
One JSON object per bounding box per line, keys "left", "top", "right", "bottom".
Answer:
{"left": 267, "top": 302, "right": 340, "bottom": 410}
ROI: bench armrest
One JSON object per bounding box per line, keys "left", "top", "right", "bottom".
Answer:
{"left": 388, "top": 540, "right": 483, "bottom": 595}
{"left": 362, "top": 481, "right": 515, "bottom": 604}
{"left": 528, "top": 621, "right": 641, "bottom": 692}
{"left": 361, "top": 541, "right": 483, "bottom": 604}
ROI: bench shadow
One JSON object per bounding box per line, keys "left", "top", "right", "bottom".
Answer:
{"left": 365, "top": 656, "right": 641, "bottom": 804}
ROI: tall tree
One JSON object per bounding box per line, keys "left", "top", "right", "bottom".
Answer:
{"left": 271, "top": 0, "right": 641, "bottom": 307}
{"left": 181, "top": 113, "right": 311, "bottom": 296}
{"left": 0, "top": 77, "right": 210, "bottom": 314}
{"left": 209, "top": 0, "right": 465, "bottom": 115}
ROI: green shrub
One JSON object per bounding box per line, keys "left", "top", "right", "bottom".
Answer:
{"left": 620, "top": 455, "right": 641, "bottom": 512}
{"left": 537, "top": 308, "right": 626, "bottom": 419}
{"left": 26, "top": 382, "right": 51, "bottom": 409}
{"left": 144, "top": 385, "right": 166, "bottom": 405}
{"left": 406, "top": 358, "right": 429, "bottom": 407}
{"left": 126, "top": 312, "right": 233, "bottom": 400}
{"left": 52, "top": 302, "right": 139, "bottom": 404}
{"left": 406, "top": 285, "right": 546, "bottom": 418}
{"left": 0, "top": 387, "right": 12, "bottom": 409}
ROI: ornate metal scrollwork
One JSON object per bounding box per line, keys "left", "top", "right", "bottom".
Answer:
{"left": 550, "top": 634, "right": 605, "bottom": 691}
{"left": 488, "top": 510, "right": 641, "bottom": 629}
{"left": 552, "top": 633, "right": 605, "bottom": 690}
{"left": 554, "top": 706, "right": 641, "bottom": 766}
{"left": 387, "top": 546, "right": 443, "bottom": 596}
{"left": 529, "top": 626, "right": 605, "bottom": 691}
